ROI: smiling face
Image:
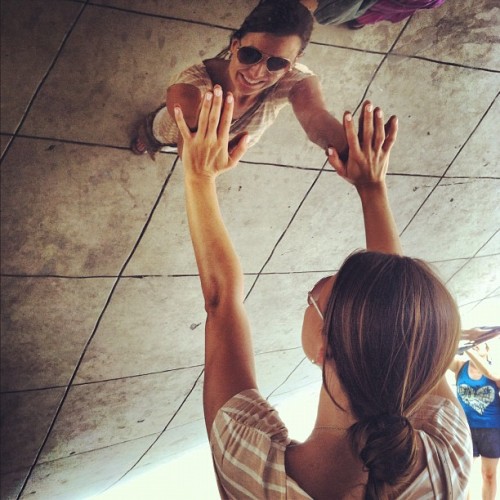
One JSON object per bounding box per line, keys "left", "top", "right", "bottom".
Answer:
{"left": 302, "top": 275, "right": 336, "bottom": 365}
{"left": 228, "top": 32, "right": 302, "bottom": 97}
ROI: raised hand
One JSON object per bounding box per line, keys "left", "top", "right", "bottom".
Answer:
{"left": 328, "top": 101, "right": 398, "bottom": 187}
{"left": 174, "top": 85, "right": 250, "bottom": 181}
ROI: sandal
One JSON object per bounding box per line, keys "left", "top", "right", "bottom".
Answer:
{"left": 347, "top": 19, "right": 365, "bottom": 30}
{"left": 130, "top": 107, "right": 168, "bottom": 161}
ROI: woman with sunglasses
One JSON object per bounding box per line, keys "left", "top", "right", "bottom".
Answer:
{"left": 131, "top": 0, "right": 347, "bottom": 161}
{"left": 174, "top": 88, "right": 472, "bottom": 498}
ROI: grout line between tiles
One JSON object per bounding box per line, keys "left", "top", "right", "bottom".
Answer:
{"left": 390, "top": 52, "right": 500, "bottom": 74}
{"left": 445, "top": 230, "right": 500, "bottom": 286}
{"left": 309, "top": 39, "right": 386, "bottom": 56}
{"left": 35, "top": 431, "right": 160, "bottom": 467}
{"left": 0, "top": 273, "right": 161, "bottom": 279}
{"left": 16, "top": 155, "right": 179, "bottom": 499}
{"left": 400, "top": 92, "right": 499, "bottom": 239}
{"left": 266, "top": 357, "right": 308, "bottom": 401}
{"left": 104, "top": 368, "right": 205, "bottom": 493}
{"left": 4, "top": 132, "right": 497, "bottom": 180}
{"left": 0, "top": 2, "right": 89, "bottom": 166}
{"left": 352, "top": 16, "right": 413, "bottom": 115}
{"left": 243, "top": 162, "right": 328, "bottom": 301}
{"left": 86, "top": 1, "right": 236, "bottom": 32}
{"left": 0, "top": 363, "right": 205, "bottom": 395}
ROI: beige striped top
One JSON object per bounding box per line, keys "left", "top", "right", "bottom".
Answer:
{"left": 152, "top": 61, "right": 314, "bottom": 149}
{"left": 209, "top": 389, "right": 472, "bottom": 499}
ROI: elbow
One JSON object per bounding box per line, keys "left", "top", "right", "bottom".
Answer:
{"left": 202, "top": 285, "right": 244, "bottom": 315}
{"left": 202, "top": 280, "right": 223, "bottom": 313}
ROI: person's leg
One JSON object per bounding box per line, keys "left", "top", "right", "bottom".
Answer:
{"left": 475, "top": 427, "right": 500, "bottom": 500}
{"left": 480, "top": 457, "right": 498, "bottom": 500}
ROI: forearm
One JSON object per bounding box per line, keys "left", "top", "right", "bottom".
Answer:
{"left": 305, "top": 109, "right": 348, "bottom": 154}
{"left": 184, "top": 176, "right": 244, "bottom": 309}
{"left": 357, "top": 183, "right": 402, "bottom": 255}
{"left": 467, "top": 350, "right": 500, "bottom": 381}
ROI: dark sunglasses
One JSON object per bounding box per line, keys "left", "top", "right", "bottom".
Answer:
{"left": 236, "top": 45, "right": 292, "bottom": 72}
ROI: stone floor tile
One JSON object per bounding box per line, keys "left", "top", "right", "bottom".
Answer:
{"left": 0, "top": 388, "right": 65, "bottom": 474}
{"left": 245, "top": 271, "right": 327, "bottom": 354}
{"left": 365, "top": 56, "right": 500, "bottom": 176}
{"left": 22, "top": 435, "right": 157, "bottom": 500}
{"left": 266, "top": 171, "right": 437, "bottom": 273}
{"left": 1, "top": 277, "right": 113, "bottom": 391}
{"left": 39, "top": 367, "right": 201, "bottom": 463}
{"left": 393, "top": 0, "right": 500, "bottom": 71}
{"left": 0, "top": 0, "right": 82, "bottom": 133}
{"left": 165, "top": 375, "right": 204, "bottom": 430}
{"left": 20, "top": 6, "right": 229, "bottom": 146}
{"left": 429, "top": 258, "right": 468, "bottom": 283}
{"left": 445, "top": 97, "right": 500, "bottom": 178}
{"left": 401, "top": 179, "right": 500, "bottom": 261}
{"left": 447, "top": 254, "right": 500, "bottom": 307}
{"left": 244, "top": 43, "right": 384, "bottom": 167}
{"left": 311, "top": 17, "right": 402, "bottom": 52}
{"left": 75, "top": 277, "right": 205, "bottom": 382}
{"left": 130, "top": 419, "right": 206, "bottom": 479}
{"left": 0, "top": 134, "right": 13, "bottom": 157}
{"left": 0, "top": 138, "right": 174, "bottom": 275}
{"left": 255, "top": 348, "right": 308, "bottom": 398}
{"left": 459, "top": 295, "right": 500, "bottom": 329}
{"left": 476, "top": 230, "right": 500, "bottom": 257}
{"left": 125, "top": 161, "right": 319, "bottom": 275}
{"left": 268, "top": 358, "right": 321, "bottom": 401}
{"left": 1, "top": 469, "right": 30, "bottom": 500}
{"left": 95, "top": 0, "right": 258, "bottom": 28}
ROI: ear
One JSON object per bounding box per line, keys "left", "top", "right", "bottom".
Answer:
{"left": 315, "top": 344, "right": 326, "bottom": 366}
{"left": 230, "top": 37, "right": 240, "bottom": 55}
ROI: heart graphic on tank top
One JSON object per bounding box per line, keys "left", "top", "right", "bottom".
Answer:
{"left": 458, "top": 384, "right": 495, "bottom": 415}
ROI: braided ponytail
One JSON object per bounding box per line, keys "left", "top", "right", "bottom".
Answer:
{"left": 322, "top": 251, "right": 461, "bottom": 498}
{"left": 349, "top": 414, "right": 417, "bottom": 499}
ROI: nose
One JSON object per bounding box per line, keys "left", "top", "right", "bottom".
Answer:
{"left": 246, "top": 60, "right": 268, "bottom": 78}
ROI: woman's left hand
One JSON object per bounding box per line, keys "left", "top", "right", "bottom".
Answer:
{"left": 174, "top": 85, "right": 250, "bottom": 181}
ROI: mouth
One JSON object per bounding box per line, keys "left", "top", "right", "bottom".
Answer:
{"left": 238, "top": 72, "right": 266, "bottom": 88}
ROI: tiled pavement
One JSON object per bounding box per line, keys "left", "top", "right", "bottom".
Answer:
{"left": 1, "top": 1, "right": 499, "bottom": 498}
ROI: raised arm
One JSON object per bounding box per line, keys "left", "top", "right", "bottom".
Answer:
{"left": 174, "top": 87, "right": 256, "bottom": 433}
{"left": 466, "top": 348, "right": 500, "bottom": 386}
{"left": 329, "top": 101, "right": 401, "bottom": 255}
{"left": 290, "top": 76, "right": 348, "bottom": 158}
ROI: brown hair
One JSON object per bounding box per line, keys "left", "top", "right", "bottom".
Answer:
{"left": 220, "top": 0, "right": 313, "bottom": 57}
{"left": 322, "top": 251, "right": 461, "bottom": 499}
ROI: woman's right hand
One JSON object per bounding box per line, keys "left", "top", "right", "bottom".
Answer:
{"left": 328, "top": 101, "right": 398, "bottom": 189}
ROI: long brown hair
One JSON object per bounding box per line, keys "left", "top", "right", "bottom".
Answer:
{"left": 217, "top": 0, "right": 314, "bottom": 59}
{"left": 322, "top": 251, "right": 461, "bottom": 499}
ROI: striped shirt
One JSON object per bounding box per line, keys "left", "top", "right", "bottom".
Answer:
{"left": 210, "top": 389, "right": 472, "bottom": 499}
{"left": 152, "top": 61, "right": 314, "bottom": 149}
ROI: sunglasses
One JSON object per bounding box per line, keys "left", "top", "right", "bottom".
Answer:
{"left": 236, "top": 45, "right": 292, "bottom": 72}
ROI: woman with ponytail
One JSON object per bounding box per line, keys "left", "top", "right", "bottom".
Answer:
{"left": 174, "top": 90, "right": 472, "bottom": 497}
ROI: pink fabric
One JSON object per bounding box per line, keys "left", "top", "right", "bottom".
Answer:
{"left": 357, "top": 0, "right": 446, "bottom": 25}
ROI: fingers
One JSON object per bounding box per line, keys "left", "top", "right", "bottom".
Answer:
{"left": 373, "top": 107, "right": 385, "bottom": 150}
{"left": 362, "top": 101, "right": 374, "bottom": 150}
{"left": 197, "top": 90, "right": 213, "bottom": 137}
{"left": 228, "top": 133, "right": 250, "bottom": 167}
{"left": 176, "top": 86, "right": 233, "bottom": 142}
{"left": 219, "top": 92, "right": 234, "bottom": 144}
{"left": 173, "top": 106, "right": 192, "bottom": 142}
{"left": 343, "top": 111, "right": 362, "bottom": 157}
{"left": 207, "top": 86, "right": 223, "bottom": 138}
{"left": 327, "top": 148, "right": 347, "bottom": 177}
{"left": 382, "top": 115, "right": 398, "bottom": 153}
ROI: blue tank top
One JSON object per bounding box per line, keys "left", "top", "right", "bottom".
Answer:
{"left": 456, "top": 361, "right": 500, "bottom": 428}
